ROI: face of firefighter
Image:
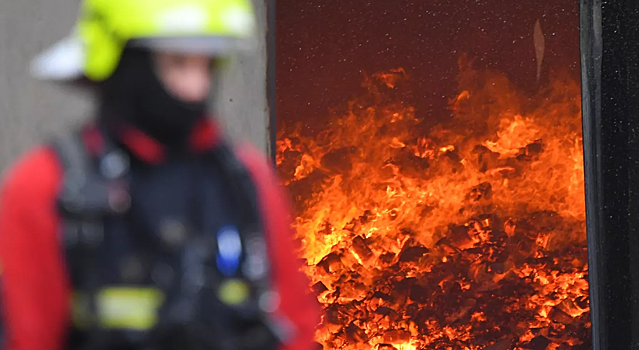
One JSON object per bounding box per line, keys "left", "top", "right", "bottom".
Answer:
{"left": 152, "top": 51, "right": 214, "bottom": 103}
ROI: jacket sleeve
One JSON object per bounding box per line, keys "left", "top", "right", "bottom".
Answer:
{"left": 0, "top": 146, "right": 71, "bottom": 350}
{"left": 236, "top": 145, "right": 321, "bottom": 350}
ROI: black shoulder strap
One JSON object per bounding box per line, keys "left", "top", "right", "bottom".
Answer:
{"left": 51, "top": 130, "right": 130, "bottom": 222}
{"left": 50, "top": 129, "right": 131, "bottom": 350}
{"left": 51, "top": 131, "right": 92, "bottom": 181}
{"left": 209, "top": 141, "right": 297, "bottom": 346}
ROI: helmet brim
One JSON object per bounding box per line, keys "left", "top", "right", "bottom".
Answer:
{"left": 129, "top": 36, "right": 256, "bottom": 56}
{"left": 30, "top": 33, "right": 85, "bottom": 81}
{"left": 30, "top": 34, "right": 256, "bottom": 82}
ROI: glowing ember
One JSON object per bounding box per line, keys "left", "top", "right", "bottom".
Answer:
{"left": 277, "top": 55, "right": 590, "bottom": 350}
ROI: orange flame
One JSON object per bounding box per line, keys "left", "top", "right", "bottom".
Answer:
{"left": 277, "top": 56, "right": 589, "bottom": 349}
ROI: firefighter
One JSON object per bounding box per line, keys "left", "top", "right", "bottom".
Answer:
{"left": 0, "top": 0, "right": 320, "bottom": 349}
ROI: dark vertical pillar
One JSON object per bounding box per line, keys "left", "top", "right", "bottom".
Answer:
{"left": 267, "top": 0, "right": 276, "bottom": 164}
{"left": 621, "top": 1, "right": 639, "bottom": 346}
{"left": 580, "top": 1, "right": 604, "bottom": 349}
{"left": 581, "top": 0, "right": 639, "bottom": 349}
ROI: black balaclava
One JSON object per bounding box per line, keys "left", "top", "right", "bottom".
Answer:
{"left": 98, "top": 47, "right": 209, "bottom": 149}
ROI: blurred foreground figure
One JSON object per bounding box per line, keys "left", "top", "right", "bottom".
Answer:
{"left": 0, "top": 0, "right": 319, "bottom": 349}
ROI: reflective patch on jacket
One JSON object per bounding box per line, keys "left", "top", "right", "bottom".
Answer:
{"left": 72, "top": 287, "right": 164, "bottom": 330}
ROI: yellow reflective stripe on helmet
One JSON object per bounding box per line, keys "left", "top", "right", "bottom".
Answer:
{"left": 72, "top": 287, "right": 165, "bottom": 330}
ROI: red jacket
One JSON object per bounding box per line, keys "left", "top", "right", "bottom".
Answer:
{"left": 0, "top": 120, "right": 320, "bottom": 350}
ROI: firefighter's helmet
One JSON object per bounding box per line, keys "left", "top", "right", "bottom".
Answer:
{"left": 31, "top": 0, "right": 256, "bottom": 81}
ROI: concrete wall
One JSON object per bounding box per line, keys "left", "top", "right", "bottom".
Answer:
{"left": 0, "top": 0, "right": 269, "bottom": 173}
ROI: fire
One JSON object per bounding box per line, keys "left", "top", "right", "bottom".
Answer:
{"left": 277, "top": 55, "right": 590, "bottom": 349}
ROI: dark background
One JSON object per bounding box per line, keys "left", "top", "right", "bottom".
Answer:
{"left": 276, "top": 0, "right": 580, "bottom": 131}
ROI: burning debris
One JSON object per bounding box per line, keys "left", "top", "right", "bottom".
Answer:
{"left": 277, "top": 59, "right": 589, "bottom": 350}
